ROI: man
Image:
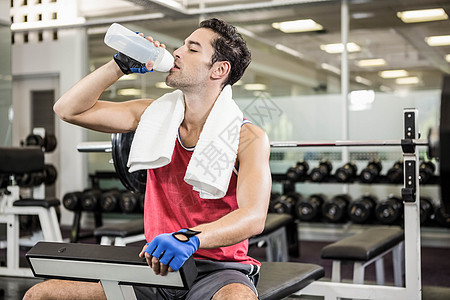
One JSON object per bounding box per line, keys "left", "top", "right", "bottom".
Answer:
{"left": 24, "top": 18, "right": 271, "bottom": 300}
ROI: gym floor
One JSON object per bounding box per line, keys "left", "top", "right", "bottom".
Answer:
{"left": 1, "top": 227, "right": 450, "bottom": 299}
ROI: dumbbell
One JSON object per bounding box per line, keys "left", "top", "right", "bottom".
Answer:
{"left": 322, "top": 194, "right": 351, "bottom": 223}
{"left": 286, "top": 161, "right": 309, "bottom": 182}
{"left": 269, "top": 192, "right": 302, "bottom": 215}
{"left": 386, "top": 160, "right": 403, "bottom": 184}
{"left": 310, "top": 160, "right": 333, "bottom": 182}
{"left": 16, "top": 171, "right": 45, "bottom": 187}
{"left": 119, "top": 191, "right": 144, "bottom": 213}
{"left": 334, "top": 162, "right": 358, "bottom": 182}
{"left": 100, "top": 189, "right": 122, "bottom": 212}
{"left": 62, "top": 191, "right": 83, "bottom": 211}
{"left": 375, "top": 195, "right": 403, "bottom": 225}
{"left": 359, "top": 159, "right": 382, "bottom": 183}
{"left": 348, "top": 194, "right": 377, "bottom": 224}
{"left": 80, "top": 189, "right": 102, "bottom": 211}
{"left": 419, "top": 161, "right": 436, "bottom": 184}
{"left": 43, "top": 164, "right": 58, "bottom": 185}
{"left": 294, "top": 194, "right": 325, "bottom": 222}
{"left": 434, "top": 206, "right": 450, "bottom": 228}
{"left": 420, "top": 196, "right": 434, "bottom": 225}
{"left": 24, "top": 132, "right": 57, "bottom": 152}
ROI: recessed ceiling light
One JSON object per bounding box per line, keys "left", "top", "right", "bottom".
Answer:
{"left": 396, "top": 76, "right": 420, "bottom": 85}
{"left": 275, "top": 44, "right": 304, "bottom": 58}
{"left": 320, "top": 42, "right": 361, "bottom": 54}
{"left": 272, "top": 19, "right": 323, "bottom": 33}
{"left": 155, "top": 82, "right": 173, "bottom": 89}
{"left": 355, "top": 76, "right": 372, "bottom": 86}
{"left": 379, "top": 70, "right": 409, "bottom": 78}
{"left": 357, "top": 58, "right": 387, "bottom": 67}
{"left": 446, "top": 54, "right": 450, "bottom": 62}
{"left": 397, "top": 8, "right": 448, "bottom": 23}
{"left": 425, "top": 35, "right": 450, "bottom": 46}
{"left": 117, "top": 88, "right": 141, "bottom": 96}
{"left": 321, "top": 63, "right": 341, "bottom": 75}
{"left": 244, "top": 83, "right": 267, "bottom": 91}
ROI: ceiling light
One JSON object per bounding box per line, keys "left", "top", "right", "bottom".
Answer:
{"left": 357, "top": 58, "right": 387, "bottom": 67}
{"left": 275, "top": 44, "right": 304, "bottom": 58}
{"left": 355, "top": 76, "right": 372, "bottom": 86}
{"left": 446, "top": 54, "right": 450, "bottom": 62}
{"left": 397, "top": 8, "right": 448, "bottom": 23}
{"left": 379, "top": 70, "right": 409, "bottom": 78}
{"left": 118, "top": 74, "right": 139, "bottom": 81}
{"left": 272, "top": 19, "right": 323, "bottom": 33}
{"left": 351, "top": 12, "right": 375, "bottom": 19}
{"left": 244, "top": 84, "right": 267, "bottom": 91}
{"left": 320, "top": 42, "right": 361, "bottom": 54}
{"left": 321, "top": 63, "right": 341, "bottom": 75}
{"left": 396, "top": 76, "right": 420, "bottom": 85}
{"left": 425, "top": 35, "right": 450, "bottom": 46}
{"left": 117, "top": 88, "right": 141, "bottom": 96}
{"left": 155, "top": 82, "right": 173, "bottom": 89}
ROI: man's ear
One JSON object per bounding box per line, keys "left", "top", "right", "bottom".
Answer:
{"left": 211, "top": 61, "right": 231, "bottom": 81}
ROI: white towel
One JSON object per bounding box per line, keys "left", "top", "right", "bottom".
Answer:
{"left": 127, "top": 85, "right": 243, "bottom": 199}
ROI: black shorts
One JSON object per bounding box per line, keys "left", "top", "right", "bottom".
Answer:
{"left": 133, "top": 260, "right": 260, "bottom": 300}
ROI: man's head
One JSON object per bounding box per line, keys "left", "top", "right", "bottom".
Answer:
{"left": 199, "top": 18, "right": 251, "bottom": 87}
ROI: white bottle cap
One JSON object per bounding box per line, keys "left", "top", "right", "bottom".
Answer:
{"left": 153, "top": 48, "right": 175, "bottom": 72}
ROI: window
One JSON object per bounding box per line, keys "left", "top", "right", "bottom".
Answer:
{"left": 24, "top": 32, "right": 29, "bottom": 43}
{"left": 52, "top": 30, "right": 57, "bottom": 40}
{"left": 38, "top": 31, "right": 43, "bottom": 42}
{"left": 23, "top": 15, "right": 28, "bottom": 22}
{"left": 52, "top": 12, "right": 57, "bottom": 20}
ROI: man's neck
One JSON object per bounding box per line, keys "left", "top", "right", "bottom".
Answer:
{"left": 181, "top": 84, "right": 223, "bottom": 132}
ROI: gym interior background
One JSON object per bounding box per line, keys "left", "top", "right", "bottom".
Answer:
{"left": 1, "top": 0, "right": 450, "bottom": 299}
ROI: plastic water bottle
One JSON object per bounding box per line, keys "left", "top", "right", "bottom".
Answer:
{"left": 104, "top": 23, "right": 174, "bottom": 72}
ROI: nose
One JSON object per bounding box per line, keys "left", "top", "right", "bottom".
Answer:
{"left": 173, "top": 44, "right": 185, "bottom": 58}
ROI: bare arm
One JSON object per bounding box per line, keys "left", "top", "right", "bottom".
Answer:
{"left": 191, "top": 123, "right": 272, "bottom": 248}
{"left": 53, "top": 59, "right": 153, "bottom": 133}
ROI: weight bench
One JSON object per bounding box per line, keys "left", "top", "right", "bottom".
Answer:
{"left": 0, "top": 147, "right": 63, "bottom": 277}
{"left": 321, "top": 226, "right": 404, "bottom": 286}
{"left": 94, "top": 213, "right": 295, "bottom": 263}
{"left": 26, "top": 241, "right": 324, "bottom": 300}
{"left": 249, "top": 213, "right": 294, "bottom": 262}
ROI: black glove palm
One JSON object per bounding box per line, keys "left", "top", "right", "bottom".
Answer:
{"left": 113, "top": 52, "right": 152, "bottom": 74}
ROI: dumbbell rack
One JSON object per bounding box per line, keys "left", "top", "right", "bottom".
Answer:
{"left": 277, "top": 108, "right": 423, "bottom": 299}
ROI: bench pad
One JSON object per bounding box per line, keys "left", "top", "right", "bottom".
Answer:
{"left": 257, "top": 213, "right": 293, "bottom": 236}
{"left": 0, "top": 147, "right": 44, "bottom": 174}
{"left": 257, "top": 262, "right": 324, "bottom": 300}
{"left": 13, "top": 198, "right": 60, "bottom": 208}
{"left": 93, "top": 219, "right": 144, "bottom": 238}
{"left": 321, "top": 226, "right": 404, "bottom": 261}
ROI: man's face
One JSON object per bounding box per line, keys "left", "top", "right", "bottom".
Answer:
{"left": 166, "top": 28, "right": 217, "bottom": 89}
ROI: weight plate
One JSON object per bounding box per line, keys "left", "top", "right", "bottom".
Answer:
{"left": 111, "top": 132, "right": 147, "bottom": 194}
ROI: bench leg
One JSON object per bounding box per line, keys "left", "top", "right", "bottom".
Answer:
{"left": 101, "top": 236, "right": 115, "bottom": 246}
{"left": 353, "top": 262, "right": 365, "bottom": 284}
{"left": 393, "top": 241, "right": 404, "bottom": 287}
{"left": 331, "top": 260, "right": 341, "bottom": 282}
{"left": 375, "top": 257, "right": 385, "bottom": 285}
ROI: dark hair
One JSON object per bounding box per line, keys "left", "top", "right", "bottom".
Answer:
{"left": 199, "top": 18, "right": 251, "bottom": 87}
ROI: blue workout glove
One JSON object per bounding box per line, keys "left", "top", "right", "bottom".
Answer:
{"left": 113, "top": 52, "right": 153, "bottom": 74}
{"left": 145, "top": 229, "right": 200, "bottom": 271}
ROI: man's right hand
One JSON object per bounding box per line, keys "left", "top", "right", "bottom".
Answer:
{"left": 113, "top": 52, "right": 153, "bottom": 74}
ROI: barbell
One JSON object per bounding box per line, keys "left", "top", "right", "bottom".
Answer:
{"left": 77, "top": 75, "right": 450, "bottom": 216}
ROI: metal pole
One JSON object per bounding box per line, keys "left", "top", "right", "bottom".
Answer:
{"left": 270, "top": 139, "right": 428, "bottom": 148}
{"left": 341, "top": 0, "right": 349, "bottom": 163}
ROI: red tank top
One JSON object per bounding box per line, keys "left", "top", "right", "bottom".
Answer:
{"left": 144, "top": 130, "right": 260, "bottom": 266}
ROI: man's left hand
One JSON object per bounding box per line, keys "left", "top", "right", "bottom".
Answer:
{"left": 140, "top": 229, "right": 200, "bottom": 275}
